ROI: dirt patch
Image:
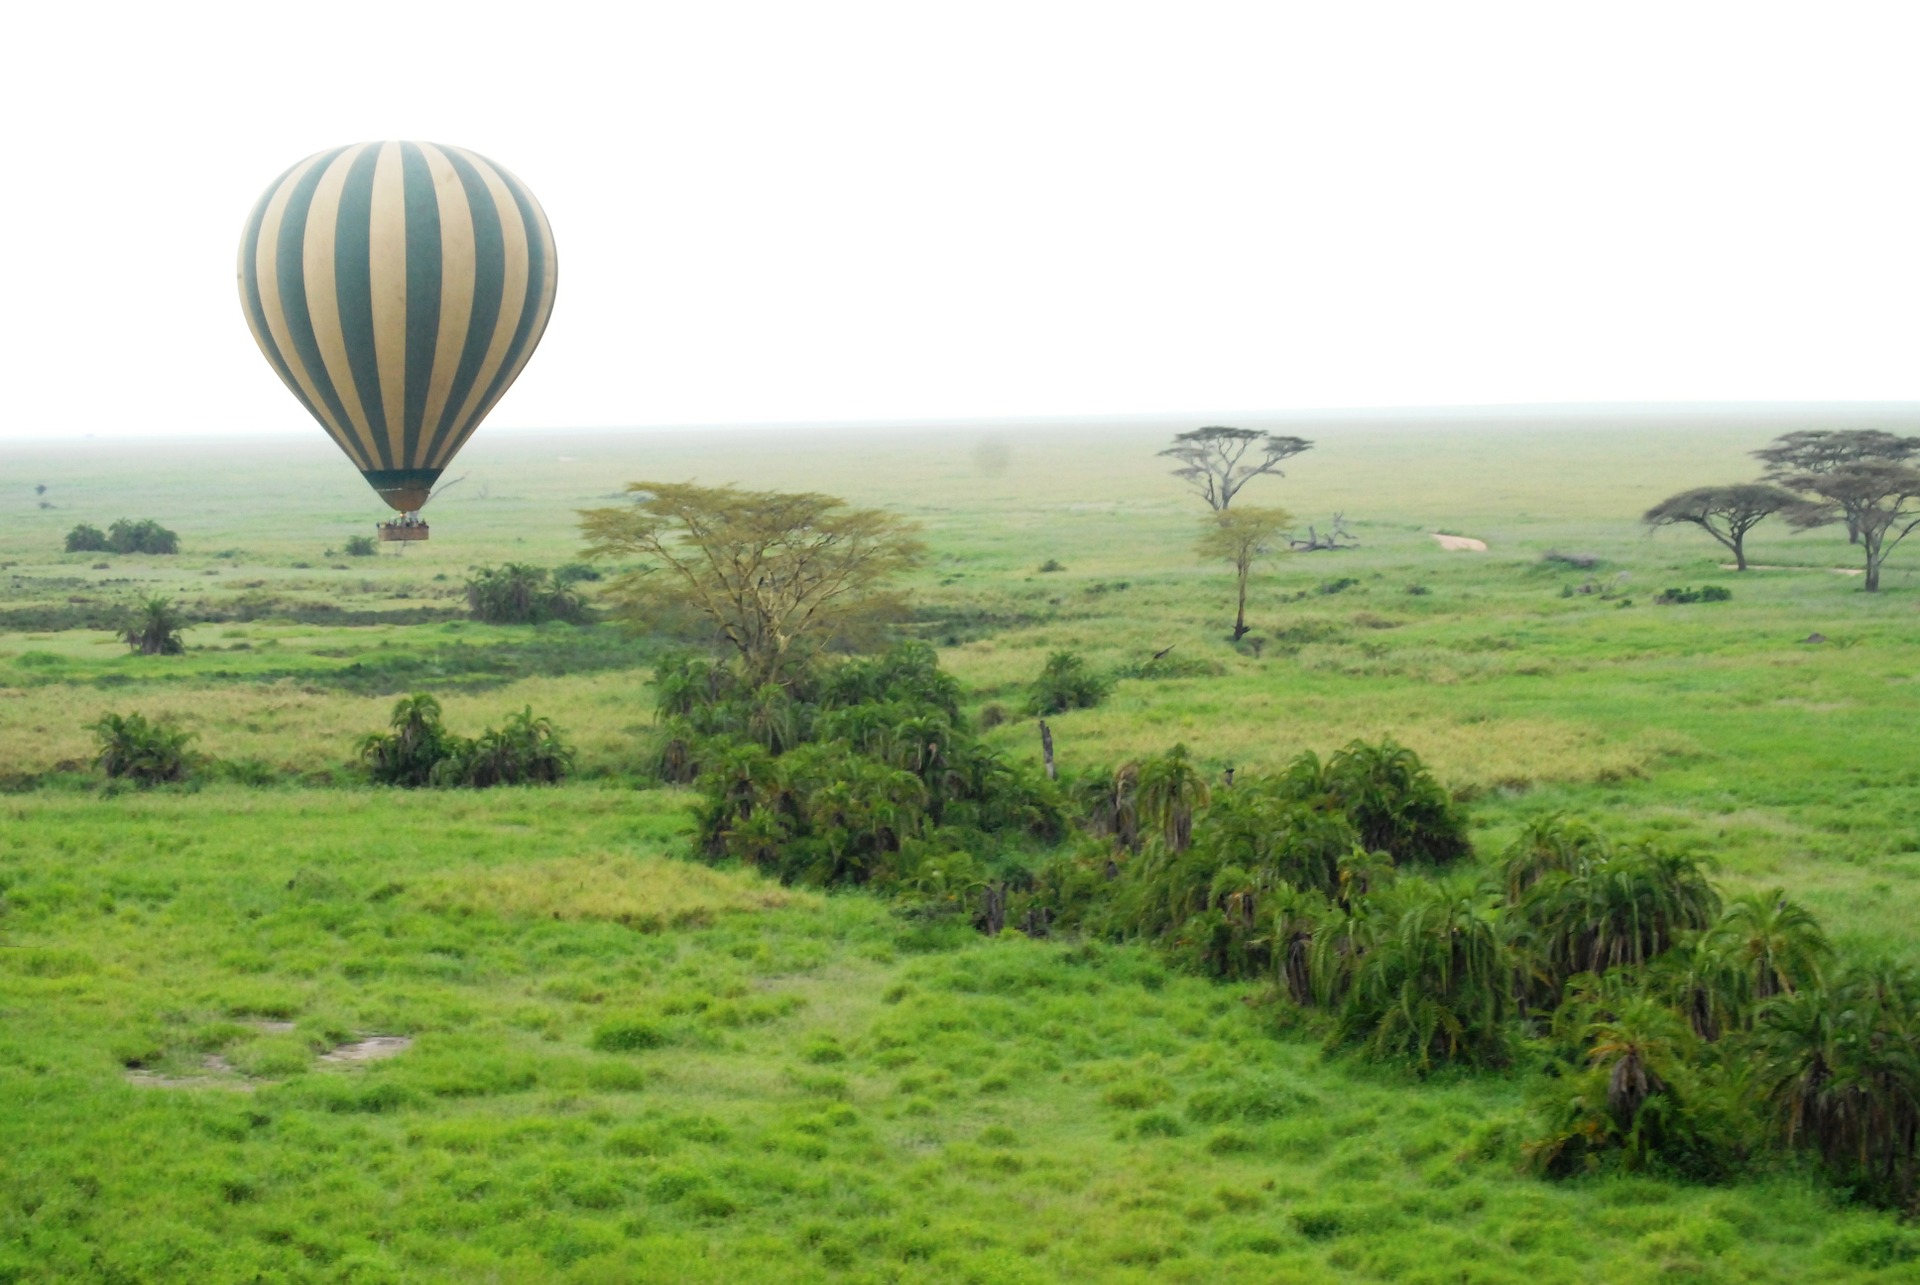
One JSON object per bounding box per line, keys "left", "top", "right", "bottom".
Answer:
{"left": 320, "top": 1036, "right": 411, "bottom": 1064}
{"left": 1431, "top": 533, "right": 1488, "bottom": 552}
{"left": 125, "top": 1055, "right": 256, "bottom": 1091}
{"left": 1720, "top": 564, "right": 1863, "bottom": 576}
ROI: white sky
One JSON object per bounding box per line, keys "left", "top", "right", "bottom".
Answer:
{"left": 4, "top": 1, "right": 1919, "bottom": 442}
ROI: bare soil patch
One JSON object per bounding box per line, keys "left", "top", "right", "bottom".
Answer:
{"left": 1431, "top": 533, "right": 1488, "bottom": 552}
{"left": 319, "top": 1036, "right": 411, "bottom": 1063}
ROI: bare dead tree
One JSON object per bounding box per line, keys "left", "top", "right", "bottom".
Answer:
{"left": 1160, "top": 426, "right": 1313, "bottom": 510}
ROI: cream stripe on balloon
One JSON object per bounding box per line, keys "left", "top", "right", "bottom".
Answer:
{"left": 253, "top": 152, "right": 371, "bottom": 470}
{"left": 433, "top": 147, "right": 531, "bottom": 469}
{"left": 302, "top": 143, "right": 380, "bottom": 466}
{"left": 414, "top": 142, "right": 476, "bottom": 466}
{"left": 367, "top": 141, "right": 411, "bottom": 468}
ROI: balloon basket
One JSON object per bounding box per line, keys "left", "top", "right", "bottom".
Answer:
{"left": 378, "top": 521, "right": 430, "bottom": 542}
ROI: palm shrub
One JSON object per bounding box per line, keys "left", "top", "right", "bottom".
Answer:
{"left": 438, "top": 707, "right": 574, "bottom": 787}
{"left": 1525, "top": 987, "right": 1743, "bottom": 1180}
{"left": 1712, "top": 889, "right": 1830, "bottom": 1003}
{"left": 1133, "top": 744, "right": 1210, "bottom": 852}
{"left": 1753, "top": 963, "right": 1920, "bottom": 1210}
{"left": 1326, "top": 879, "right": 1513, "bottom": 1071}
{"left": 1514, "top": 841, "right": 1720, "bottom": 1000}
{"left": 1311, "top": 739, "right": 1469, "bottom": 865}
{"left": 676, "top": 644, "right": 1055, "bottom": 889}
{"left": 359, "top": 694, "right": 456, "bottom": 787}
{"left": 464, "top": 563, "right": 590, "bottom": 625}
{"left": 65, "top": 523, "right": 109, "bottom": 553}
{"left": 122, "top": 596, "right": 187, "bottom": 655}
{"left": 91, "top": 712, "right": 197, "bottom": 785}
{"left": 1025, "top": 650, "right": 1110, "bottom": 716}
{"left": 106, "top": 518, "right": 180, "bottom": 554}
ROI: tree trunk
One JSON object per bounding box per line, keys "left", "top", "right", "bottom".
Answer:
{"left": 1038, "top": 720, "right": 1056, "bottom": 779}
{"left": 1231, "top": 564, "right": 1250, "bottom": 640}
{"left": 1732, "top": 534, "right": 1747, "bottom": 571}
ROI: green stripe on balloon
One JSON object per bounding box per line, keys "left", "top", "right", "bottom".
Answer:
{"left": 399, "top": 142, "right": 443, "bottom": 470}
{"left": 423, "top": 147, "right": 508, "bottom": 467}
{"left": 332, "top": 145, "right": 391, "bottom": 471}
{"left": 471, "top": 166, "right": 554, "bottom": 435}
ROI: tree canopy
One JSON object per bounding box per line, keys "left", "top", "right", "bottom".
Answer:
{"left": 1159, "top": 427, "right": 1312, "bottom": 509}
{"left": 1196, "top": 505, "right": 1291, "bottom": 639}
{"left": 1642, "top": 484, "right": 1797, "bottom": 571}
{"left": 1754, "top": 430, "right": 1920, "bottom": 543}
{"left": 1782, "top": 460, "right": 1920, "bottom": 591}
{"left": 580, "top": 482, "right": 924, "bottom": 685}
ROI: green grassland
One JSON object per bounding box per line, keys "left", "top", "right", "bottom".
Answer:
{"left": 4, "top": 421, "right": 1920, "bottom": 1280}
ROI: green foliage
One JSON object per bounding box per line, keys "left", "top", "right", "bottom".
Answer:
{"left": 70, "top": 518, "right": 180, "bottom": 554}
{"left": 1654, "top": 585, "right": 1733, "bottom": 604}
{"left": 121, "top": 596, "right": 187, "bottom": 655}
{"left": 435, "top": 707, "right": 575, "bottom": 788}
{"left": 342, "top": 535, "right": 377, "bottom": 557}
{"left": 90, "top": 711, "right": 197, "bottom": 785}
{"left": 1289, "top": 739, "right": 1471, "bottom": 866}
{"left": 1753, "top": 963, "right": 1920, "bottom": 1209}
{"left": 463, "top": 563, "right": 590, "bottom": 625}
{"left": 1326, "top": 879, "right": 1513, "bottom": 1071}
{"left": 360, "top": 694, "right": 573, "bottom": 789}
{"left": 1025, "top": 650, "right": 1111, "bottom": 715}
{"left": 674, "top": 643, "right": 1060, "bottom": 889}
{"left": 1512, "top": 837, "right": 1720, "bottom": 998}
{"left": 63, "top": 522, "right": 109, "bottom": 553}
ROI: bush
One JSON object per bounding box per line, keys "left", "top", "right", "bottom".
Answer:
{"left": 360, "top": 694, "right": 455, "bottom": 787}
{"left": 435, "top": 707, "right": 574, "bottom": 787}
{"left": 343, "top": 535, "right": 377, "bottom": 557}
{"left": 1655, "top": 585, "right": 1732, "bottom": 605}
{"left": 102, "top": 519, "right": 179, "bottom": 555}
{"left": 1025, "top": 651, "right": 1111, "bottom": 716}
{"left": 1037, "top": 559, "right": 1065, "bottom": 573}
{"left": 553, "top": 562, "right": 603, "bottom": 586}
{"left": 360, "top": 694, "right": 574, "bottom": 788}
{"left": 122, "top": 597, "right": 187, "bottom": 656}
{"left": 65, "top": 523, "right": 109, "bottom": 553}
{"left": 464, "top": 563, "right": 590, "bottom": 625}
{"left": 91, "top": 712, "right": 197, "bottom": 785}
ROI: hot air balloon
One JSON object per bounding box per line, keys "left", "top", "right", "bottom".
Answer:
{"left": 237, "top": 141, "right": 557, "bottom": 539}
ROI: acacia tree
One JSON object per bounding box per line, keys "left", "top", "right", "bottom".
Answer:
{"left": 1196, "top": 505, "right": 1291, "bottom": 639}
{"left": 1783, "top": 461, "right": 1920, "bottom": 591}
{"left": 1160, "top": 426, "right": 1312, "bottom": 509}
{"left": 580, "top": 482, "right": 924, "bottom": 686}
{"left": 1642, "top": 484, "right": 1797, "bottom": 570}
{"left": 1754, "top": 430, "right": 1920, "bottom": 543}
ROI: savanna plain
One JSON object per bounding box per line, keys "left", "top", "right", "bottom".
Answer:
{"left": 4, "top": 421, "right": 1920, "bottom": 1282}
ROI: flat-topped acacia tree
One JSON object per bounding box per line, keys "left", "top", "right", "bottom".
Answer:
{"left": 1160, "top": 426, "right": 1312, "bottom": 510}
{"left": 580, "top": 482, "right": 925, "bottom": 686}
{"left": 1642, "top": 484, "right": 1798, "bottom": 571}
{"left": 1783, "top": 461, "right": 1920, "bottom": 591}
{"left": 1754, "top": 430, "right": 1920, "bottom": 543}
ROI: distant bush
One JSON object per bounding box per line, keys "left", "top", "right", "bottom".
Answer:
{"left": 64, "top": 523, "right": 109, "bottom": 553}
{"left": 435, "top": 707, "right": 574, "bottom": 787}
{"left": 1316, "top": 577, "right": 1359, "bottom": 596}
{"left": 1036, "top": 559, "right": 1065, "bottom": 573}
{"left": 552, "top": 562, "right": 603, "bottom": 586}
{"left": 121, "top": 596, "right": 187, "bottom": 656}
{"left": 464, "top": 563, "right": 590, "bottom": 625}
{"left": 360, "top": 693, "right": 574, "bottom": 788}
{"left": 1655, "top": 585, "right": 1732, "bottom": 605}
{"left": 91, "top": 712, "right": 197, "bottom": 785}
{"left": 103, "top": 519, "right": 179, "bottom": 555}
{"left": 1542, "top": 550, "right": 1602, "bottom": 569}
{"left": 343, "top": 535, "right": 377, "bottom": 557}
{"left": 1025, "top": 651, "right": 1111, "bottom": 715}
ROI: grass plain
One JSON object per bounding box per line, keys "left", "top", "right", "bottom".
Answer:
{"left": 4, "top": 418, "right": 1920, "bottom": 1280}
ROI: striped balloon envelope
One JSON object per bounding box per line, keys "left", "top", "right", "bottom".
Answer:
{"left": 237, "top": 141, "right": 557, "bottom": 517}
